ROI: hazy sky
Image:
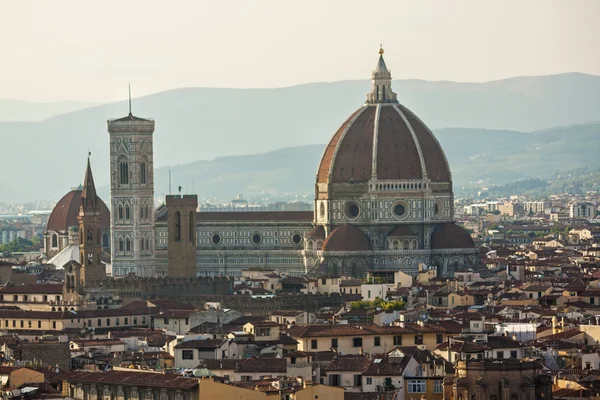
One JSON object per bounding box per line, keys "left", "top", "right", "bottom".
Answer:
{"left": 1, "top": 0, "right": 598, "bottom": 102}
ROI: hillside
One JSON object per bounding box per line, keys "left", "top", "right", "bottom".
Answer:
{"left": 2, "top": 72, "right": 600, "bottom": 201}
{"left": 140, "top": 122, "right": 600, "bottom": 203}
{"left": 0, "top": 99, "right": 99, "bottom": 122}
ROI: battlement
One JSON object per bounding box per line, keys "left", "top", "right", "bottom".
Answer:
{"left": 166, "top": 195, "right": 198, "bottom": 207}
{"left": 107, "top": 118, "right": 155, "bottom": 134}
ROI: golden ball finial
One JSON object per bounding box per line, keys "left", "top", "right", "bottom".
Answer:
{"left": 379, "top": 44, "right": 384, "bottom": 55}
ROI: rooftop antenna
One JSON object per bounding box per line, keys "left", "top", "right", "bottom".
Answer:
{"left": 169, "top": 170, "right": 172, "bottom": 195}
{"left": 128, "top": 83, "right": 132, "bottom": 116}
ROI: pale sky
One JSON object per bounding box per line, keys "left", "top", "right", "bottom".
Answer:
{"left": 1, "top": 0, "right": 598, "bottom": 103}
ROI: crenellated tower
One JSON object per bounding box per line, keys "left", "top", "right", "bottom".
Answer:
{"left": 166, "top": 195, "right": 198, "bottom": 278}
{"left": 107, "top": 97, "right": 156, "bottom": 278}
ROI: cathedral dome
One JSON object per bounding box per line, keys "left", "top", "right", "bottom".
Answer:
{"left": 46, "top": 188, "right": 110, "bottom": 233}
{"left": 317, "top": 49, "right": 451, "bottom": 186}
{"left": 322, "top": 225, "right": 372, "bottom": 252}
{"left": 430, "top": 223, "right": 475, "bottom": 249}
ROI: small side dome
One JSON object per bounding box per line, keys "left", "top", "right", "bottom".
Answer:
{"left": 431, "top": 223, "right": 475, "bottom": 249}
{"left": 322, "top": 225, "right": 372, "bottom": 252}
{"left": 306, "top": 225, "right": 325, "bottom": 239}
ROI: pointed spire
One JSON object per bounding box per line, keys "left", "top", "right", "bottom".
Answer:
{"left": 81, "top": 155, "right": 98, "bottom": 213}
{"left": 366, "top": 45, "right": 397, "bottom": 104}
{"left": 375, "top": 44, "right": 390, "bottom": 74}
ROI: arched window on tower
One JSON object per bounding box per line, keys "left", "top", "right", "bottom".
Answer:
{"left": 140, "top": 161, "right": 147, "bottom": 184}
{"left": 141, "top": 237, "right": 145, "bottom": 251}
{"left": 87, "top": 229, "right": 93, "bottom": 244}
{"left": 118, "top": 238, "right": 124, "bottom": 253}
{"left": 174, "top": 211, "right": 181, "bottom": 241}
{"left": 51, "top": 233, "right": 58, "bottom": 248}
{"left": 145, "top": 206, "right": 149, "bottom": 220}
{"left": 125, "top": 205, "right": 130, "bottom": 220}
{"left": 146, "top": 238, "right": 150, "bottom": 252}
{"left": 189, "top": 212, "right": 194, "bottom": 242}
{"left": 118, "top": 205, "right": 123, "bottom": 220}
{"left": 125, "top": 237, "right": 131, "bottom": 253}
{"left": 119, "top": 160, "right": 129, "bottom": 185}
{"left": 102, "top": 232, "right": 109, "bottom": 248}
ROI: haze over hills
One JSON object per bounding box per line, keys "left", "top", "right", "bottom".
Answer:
{"left": 119, "top": 122, "right": 596, "bottom": 203}
{"left": 0, "top": 99, "right": 100, "bottom": 122}
{"left": 1, "top": 72, "right": 600, "bottom": 202}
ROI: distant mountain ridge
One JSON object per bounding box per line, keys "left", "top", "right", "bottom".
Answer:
{"left": 0, "top": 99, "right": 99, "bottom": 122}
{"left": 2, "top": 72, "right": 600, "bottom": 202}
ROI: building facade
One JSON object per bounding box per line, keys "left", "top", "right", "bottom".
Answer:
{"left": 108, "top": 111, "right": 156, "bottom": 278}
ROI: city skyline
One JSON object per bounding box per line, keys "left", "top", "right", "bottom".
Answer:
{"left": 0, "top": 0, "right": 598, "bottom": 102}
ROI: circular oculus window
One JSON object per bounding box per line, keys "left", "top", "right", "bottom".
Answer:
{"left": 251, "top": 233, "right": 262, "bottom": 245}
{"left": 291, "top": 233, "right": 303, "bottom": 245}
{"left": 210, "top": 233, "right": 222, "bottom": 245}
{"left": 392, "top": 201, "right": 409, "bottom": 219}
{"left": 344, "top": 201, "right": 360, "bottom": 220}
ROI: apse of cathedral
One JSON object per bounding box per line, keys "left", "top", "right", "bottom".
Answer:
{"left": 44, "top": 47, "right": 477, "bottom": 282}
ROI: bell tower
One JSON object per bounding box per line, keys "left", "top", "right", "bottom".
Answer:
{"left": 78, "top": 157, "right": 105, "bottom": 286}
{"left": 107, "top": 89, "right": 156, "bottom": 278}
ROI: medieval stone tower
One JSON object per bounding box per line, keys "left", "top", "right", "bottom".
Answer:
{"left": 166, "top": 194, "right": 198, "bottom": 278}
{"left": 107, "top": 106, "right": 156, "bottom": 278}
{"left": 78, "top": 157, "right": 105, "bottom": 286}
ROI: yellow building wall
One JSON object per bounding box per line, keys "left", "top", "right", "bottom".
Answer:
{"left": 296, "top": 332, "right": 447, "bottom": 353}
{"left": 294, "top": 384, "right": 343, "bottom": 400}
{"left": 10, "top": 368, "right": 45, "bottom": 389}
{"left": 199, "top": 378, "right": 267, "bottom": 400}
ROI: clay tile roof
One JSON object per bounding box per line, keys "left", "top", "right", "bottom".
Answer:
{"left": 362, "top": 356, "right": 411, "bottom": 376}
{"left": 325, "top": 355, "right": 371, "bottom": 372}
{"left": 46, "top": 189, "right": 110, "bottom": 233}
{"left": 387, "top": 225, "right": 417, "bottom": 237}
{"left": 174, "top": 339, "right": 224, "bottom": 349}
{"left": 235, "top": 358, "right": 287, "bottom": 373}
{"left": 59, "top": 370, "right": 198, "bottom": 389}
{"left": 322, "top": 225, "right": 372, "bottom": 252}
{"left": 0, "top": 283, "right": 63, "bottom": 294}
{"left": 195, "top": 211, "right": 312, "bottom": 222}
{"left": 306, "top": 225, "right": 325, "bottom": 239}
{"left": 431, "top": 223, "right": 475, "bottom": 250}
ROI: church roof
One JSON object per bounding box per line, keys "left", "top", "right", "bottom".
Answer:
{"left": 431, "top": 223, "right": 475, "bottom": 250}
{"left": 47, "top": 244, "right": 80, "bottom": 269}
{"left": 322, "top": 225, "right": 372, "bottom": 252}
{"left": 387, "top": 225, "right": 417, "bottom": 237}
{"left": 109, "top": 113, "right": 153, "bottom": 122}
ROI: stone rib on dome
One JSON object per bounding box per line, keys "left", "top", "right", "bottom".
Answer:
{"left": 431, "top": 223, "right": 475, "bottom": 250}
{"left": 322, "top": 225, "right": 372, "bottom": 252}
{"left": 47, "top": 189, "right": 110, "bottom": 233}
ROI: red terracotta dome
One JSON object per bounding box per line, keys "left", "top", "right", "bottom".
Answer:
{"left": 317, "top": 48, "right": 451, "bottom": 187}
{"left": 431, "top": 223, "right": 475, "bottom": 249}
{"left": 317, "top": 103, "right": 451, "bottom": 184}
{"left": 322, "top": 225, "right": 372, "bottom": 252}
{"left": 46, "top": 188, "right": 110, "bottom": 232}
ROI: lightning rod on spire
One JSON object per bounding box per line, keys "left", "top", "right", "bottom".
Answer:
{"left": 128, "top": 83, "right": 132, "bottom": 116}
